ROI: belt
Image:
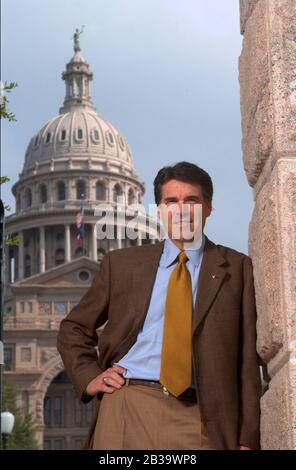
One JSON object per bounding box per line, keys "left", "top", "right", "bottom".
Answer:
{"left": 126, "top": 379, "right": 197, "bottom": 402}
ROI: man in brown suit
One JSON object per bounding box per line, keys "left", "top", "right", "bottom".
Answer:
{"left": 57, "top": 161, "right": 262, "bottom": 450}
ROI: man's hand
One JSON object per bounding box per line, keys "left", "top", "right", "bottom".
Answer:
{"left": 239, "top": 445, "right": 251, "bottom": 450}
{"left": 86, "top": 365, "right": 126, "bottom": 396}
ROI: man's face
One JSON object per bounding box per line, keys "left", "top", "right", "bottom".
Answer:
{"left": 157, "top": 179, "right": 212, "bottom": 246}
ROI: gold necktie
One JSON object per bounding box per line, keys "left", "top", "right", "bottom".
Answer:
{"left": 160, "top": 250, "right": 193, "bottom": 397}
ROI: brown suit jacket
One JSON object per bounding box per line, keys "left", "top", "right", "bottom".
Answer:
{"left": 57, "top": 235, "right": 262, "bottom": 450}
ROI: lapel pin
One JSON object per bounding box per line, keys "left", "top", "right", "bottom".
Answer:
{"left": 211, "top": 274, "right": 218, "bottom": 279}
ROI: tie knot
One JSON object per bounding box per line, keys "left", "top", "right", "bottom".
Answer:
{"left": 178, "top": 250, "right": 188, "bottom": 264}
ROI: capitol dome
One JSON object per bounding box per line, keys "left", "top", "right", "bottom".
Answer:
{"left": 23, "top": 110, "right": 133, "bottom": 173}
{"left": 21, "top": 40, "right": 135, "bottom": 179}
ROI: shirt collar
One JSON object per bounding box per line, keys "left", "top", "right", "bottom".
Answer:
{"left": 159, "top": 232, "right": 205, "bottom": 268}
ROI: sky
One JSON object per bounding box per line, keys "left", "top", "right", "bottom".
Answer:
{"left": 1, "top": 0, "right": 254, "bottom": 253}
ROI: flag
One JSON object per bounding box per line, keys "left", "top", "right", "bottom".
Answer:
{"left": 76, "top": 207, "right": 84, "bottom": 247}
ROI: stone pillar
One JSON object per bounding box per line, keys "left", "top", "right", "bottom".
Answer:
{"left": 18, "top": 230, "right": 24, "bottom": 280}
{"left": 91, "top": 223, "right": 97, "bottom": 260}
{"left": 39, "top": 226, "right": 46, "bottom": 272}
{"left": 117, "top": 225, "right": 122, "bottom": 249}
{"left": 239, "top": 0, "right": 296, "bottom": 450}
{"left": 65, "top": 224, "right": 71, "bottom": 262}
{"left": 137, "top": 230, "right": 142, "bottom": 246}
{"left": 4, "top": 244, "right": 10, "bottom": 285}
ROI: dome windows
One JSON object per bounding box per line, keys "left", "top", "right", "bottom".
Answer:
{"left": 16, "top": 193, "right": 21, "bottom": 212}
{"left": 57, "top": 181, "right": 66, "bottom": 201}
{"left": 118, "top": 135, "right": 125, "bottom": 150}
{"left": 45, "top": 132, "right": 52, "bottom": 144}
{"left": 113, "top": 184, "right": 124, "bottom": 203}
{"left": 76, "top": 180, "right": 86, "bottom": 200}
{"left": 96, "top": 181, "right": 105, "bottom": 200}
{"left": 128, "top": 188, "right": 135, "bottom": 206}
{"left": 91, "top": 128, "right": 100, "bottom": 143}
{"left": 75, "top": 128, "right": 84, "bottom": 142}
{"left": 106, "top": 130, "right": 115, "bottom": 146}
{"left": 24, "top": 188, "right": 32, "bottom": 208}
{"left": 34, "top": 135, "right": 40, "bottom": 148}
{"left": 59, "top": 129, "right": 67, "bottom": 142}
{"left": 39, "top": 184, "right": 48, "bottom": 203}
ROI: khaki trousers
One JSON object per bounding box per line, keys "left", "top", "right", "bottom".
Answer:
{"left": 93, "top": 380, "right": 216, "bottom": 450}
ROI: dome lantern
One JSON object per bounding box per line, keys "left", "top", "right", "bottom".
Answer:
{"left": 59, "top": 27, "right": 96, "bottom": 114}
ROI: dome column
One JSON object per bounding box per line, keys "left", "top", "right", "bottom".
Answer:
{"left": 137, "top": 230, "right": 142, "bottom": 246}
{"left": 65, "top": 224, "right": 71, "bottom": 263}
{"left": 117, "top": 226, "right": 123, "bottom": 249}
{"left": 91, "top": 223, "right": 97, "bottom": 261}
{"left": 39, "top": 226, "right": 46, "bottom": 273}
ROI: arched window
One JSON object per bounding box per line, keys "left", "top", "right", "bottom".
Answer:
{"left": 57, "top": 181, "right": 66, "bottom": 201}
{"left": 128, "top": 188, "right": 135, "bottom": 205}
{"left": 16, "top": 193, "right": 21, "bottom": 211}
{"left": 24, "top": 254, "right": 31, "bottom": 278}
{"left": 96, "top": 182, "right": 105, "bottom": 200}
{"left": 106, "top": 130, "right": 114, "bottom": 146}
{"left": 45, "top": 132, "right": 51, "bottom": 144}
{"left": 25, "top": 188, "right": 32, "bottom": 208}
{"left": 113, "top": 184, "right": 123, "bottom": 203}
{"left": 60, "top": 129, "right": 66, "bottom": 141}
{"left": 76, "top": 180, "right": 86, "bottom": 200}
{"left": 55, "top": 248, "right": 65, "bottom": 266}
{"left": 39, "top": 184, "right": 47, "bottom": 203}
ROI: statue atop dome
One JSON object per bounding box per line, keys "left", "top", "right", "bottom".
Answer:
{"left": 72, "top": 26, "right": 85, "bottom": 52}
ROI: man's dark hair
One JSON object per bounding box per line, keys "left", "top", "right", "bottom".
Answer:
{"left": 153, "top": 161, "right": 213, "bottom": 205}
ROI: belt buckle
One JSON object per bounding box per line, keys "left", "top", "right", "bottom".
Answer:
{"left": 162, "top": 386, "right": 170, "bottom": 396}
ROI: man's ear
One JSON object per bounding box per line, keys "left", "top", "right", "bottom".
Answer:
{"left": 205, "top": 200, "right": 212, "bottom": 217}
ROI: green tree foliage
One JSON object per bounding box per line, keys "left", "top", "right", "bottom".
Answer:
{"left": 0, "top": 82, "right": 20, "bottom": 245}
{"left": 3, "top": 379, "right": 39, "bottom": 450}
{"left": 0, "top": 81, "right": 18, "bottom": 121}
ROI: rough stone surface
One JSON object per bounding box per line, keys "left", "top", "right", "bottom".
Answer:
{"left": 260, "top": 361, "right": 296, "bottom": 449}
{"left": 268, "top": 0, "right": 296, "bottom": 155}
{"left": 240, "top": 2, "right": 296, "bottom": 449}
{"left": 249, "top": 158, "right": 296, "bottom": 363}
{"left": 240, "top": 0, "right": 260, "bottom": 34}
{"left": 239, "top": 0, "right": 273, "bottom": 187}
{"left": 239, "top": 0, "right": 296, "bottom": 188}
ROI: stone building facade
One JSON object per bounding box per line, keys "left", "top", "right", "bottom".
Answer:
{"left": 3, "top": 35, "right": 159, "bottom": 449}
{"left": 239, "top": 0, "right": 296, "bottom": 450}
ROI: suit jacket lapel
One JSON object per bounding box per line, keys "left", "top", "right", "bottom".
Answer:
{"left": 192, "top": 235, "right": 228, "bottom": 334}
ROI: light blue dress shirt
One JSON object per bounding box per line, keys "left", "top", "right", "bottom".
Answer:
{"left": 113, "top": 232, "right": 205, "bottom": 389}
